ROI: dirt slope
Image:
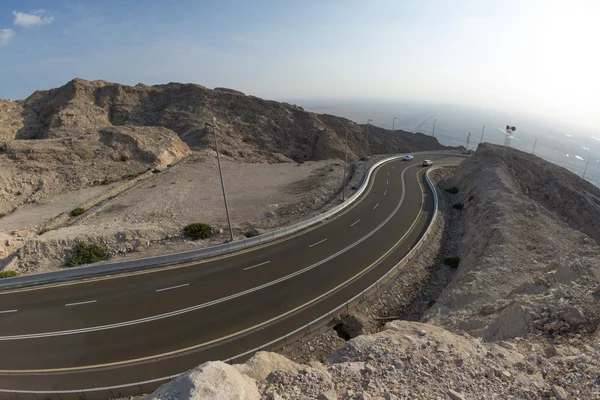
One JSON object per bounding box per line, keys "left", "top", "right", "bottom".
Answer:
{"left": 0, "top": 78, "right": 452, "bottom": 214}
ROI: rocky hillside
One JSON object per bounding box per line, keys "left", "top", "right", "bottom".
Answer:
{"left": 0, "top": 78, "right": 448, "bottom": 214}
{"left": 147, "top": 144, "right": 600, "bottom": 399}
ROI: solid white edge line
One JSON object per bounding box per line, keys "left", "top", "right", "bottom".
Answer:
{"left": 155, "top": 283, "right": 190, "bottom": 292}
{"left": 0, "top": 162, "right": 461, "bottom": 393}
{"left": 0, "top": 310, "right": 17, "bottom": 314}
{"left": 308, "top": 238, "right": 328, "bottom": 248}
{"left": 243, "top": 261, "right": 271, "bottom": 271}
{"left": 65, "top": 300, "right": 97, "bottom": 307}
{"left": 373, "top": 203, "right": 379, "bottom": 210}
{"left": 0, "top": 161, "right": 420, "bottom": 343}
{"left": 350, "top": 219, "right": 361, "bottom": 227}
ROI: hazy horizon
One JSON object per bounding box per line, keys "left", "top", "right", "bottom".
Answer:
{"left": 1, "top": 0, "right": 600, "bottom": 133}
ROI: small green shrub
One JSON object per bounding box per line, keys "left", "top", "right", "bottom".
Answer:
{"left": 360, "top": 157, "right": 367, "bottom": 161}
{"left": 444, "top": 256, "right": 461, "bottom": 268}
{"left": 183, "top": 223, "right": 212, "bottom": 240}
{"left": 0, "top": 271, "right": 18, "bottom": 279}
{"left": 70, "top": 207, "right": 86, "bottom": 217}
{"left": 66, "top": 242, "right": 109, "bottom": 267}
{"left": 152, "top": 168, "right": 161, "bottom": 174}
{"left": 452, "top": 203, "right": 464, "bottom": 210}
{"left": 468, "top": 195, "right": 476, "bottom": 202}
{"left": 38, "top": 227, "right": 51, "bottom": 235}
{"left": 120, "top": 155, "right": 129, "bottom": 162}
{"left": 0, "top": 213, "right": 5, "bottom": 219}
{"left": 444, "top": 186, "right": 459, "bottom": 194}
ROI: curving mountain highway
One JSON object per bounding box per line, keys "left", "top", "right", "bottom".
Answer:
{"left": 0, "top": 154, "right": 463, "bottom": 398}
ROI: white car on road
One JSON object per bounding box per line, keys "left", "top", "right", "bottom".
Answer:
{"left": 402, "top": 155, "right": 414, "bottom": 161}
{"left": 422, "top": 159, "right": 433, "bottom": 167}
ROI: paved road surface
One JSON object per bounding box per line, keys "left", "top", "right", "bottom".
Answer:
{"left": 0, "top": 154, "right": 462, "bottom": 396}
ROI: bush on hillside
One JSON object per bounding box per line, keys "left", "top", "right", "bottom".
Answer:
{"left": 70, "top": 207, "right": 86, "bottom": 217}
{"left": 65, "top": 242, "right": 109, "bottom": 267}
{"left": 468, "top": 195, "right": 476, "bottom": 202}
{"left": 452, "top": 203, "right": 464, "bottom": 210}
{"left": 0, "top": 271, "right": 18, "bottom": 279}
{"left": 444, "top": 256, "right": 460, "bottom": 268}
{"left": 183, "top": 223, "right": 212, "bottom": 240}
{"left": 444, "top": 186, "right": 459, "bottom": 194}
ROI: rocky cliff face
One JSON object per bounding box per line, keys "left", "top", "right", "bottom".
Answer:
{"left": 423, "top": 144, "right": 600, "bottom": 343}
{"left": 0, "top": 78, "right": 450, "bottom": 214}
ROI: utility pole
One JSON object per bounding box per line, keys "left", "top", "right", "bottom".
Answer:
{"left": 432, "top": 119, "right": 437, "bottom": 137}
{"left": 365, "top": 119, "right": 372, "bottom": 171}
{"left": 212, "top": 116, "right": 234, "bottom": 242}
{"left": 480, "top": 125, "right": 485, "bottom": 144}
{"left": 533, "top": 138, "right": 537, "bottom": 154}
{"left": 466, "top": 132, "right": 471, "bottom": 151}
{"left": 392, "top": 117, "right": 397, "bottom": 131}
{"left": 583, "top": 156, "right": 590, "bottom": 179}
{"left": 342, "top": 122, "right": 349, "bottom": 201}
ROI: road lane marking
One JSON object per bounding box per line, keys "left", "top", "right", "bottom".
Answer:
{"left": 392, "top": 166, "right": 395, "bottom": 169}
{"left": 309, "top": 238, "right": 328, "bottom": 248}
{"left": 243, "top": 261, "right": 271, "bottom": 271}
{"left": 386, "top": 180, "right": 389, "bottom": 185}
{"left": 384, "top": 190, "right": 387, "bottom": 196}
{"left": 65, "top": 300, "right": 97, "bottom": 307}
{"left": 0, "top": 162, "right": 418, "bottom": 345}
{"left": 387, "top": 172, "right": 390, "bottom": 176}
{"left": 350, "top": 219, "right": 361, "bottom": 227}
{"left": 0, "top": 163, "right": 431, "bottom": 373}
{"left": 0, "top": 309, "right": 17, "bottom": 314}
{"left": 373, "top": 203, "right": 379, "bottom": 210}
{"left": 156, "top": 283, "right": 189, "bottom": 292}
{"left": 0, "top": 159, "right": 405, "bottom": 297}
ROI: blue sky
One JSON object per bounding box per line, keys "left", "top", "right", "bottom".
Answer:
{"left": 1, "top": 1, "right": 599, "bottom": 130}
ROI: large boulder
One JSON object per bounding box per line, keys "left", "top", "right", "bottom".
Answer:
{"left": 146, "top": 361, "right": 260, "bottom": 400}
{"left": 234, "top": 351, "right": 309, "bottom": 381}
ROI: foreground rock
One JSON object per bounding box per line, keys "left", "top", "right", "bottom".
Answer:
{"left": 148, "top": 320, "right": 600, "bottom": 399}
{"left": 146, "top": 362, "right": 260, "bottom": 400}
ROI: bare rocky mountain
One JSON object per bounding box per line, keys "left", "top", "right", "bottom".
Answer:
{"left": 147, "top": 144, "right": 600, "bottom": 399}
{"left": 0, "top": 78, "right": 447, "bottom": 214}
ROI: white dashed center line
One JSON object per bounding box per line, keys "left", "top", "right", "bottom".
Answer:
{"left": 373, "top": 203, "right": 379, "bottom": 210}
{"left": 350, "top": 219, "right": 361, "bottom": 227}
{"left": 243, "top": 261, "right": 271, "bottom": 271}
{"left": 0, "top": 309, "right": 18, "bottom": 314}
{"left": 156, "top": 283, "right": 190, "bottom": 292}
{"left": 386, "top": 180, "right": 389, "bottom": 185}
{"left": 309, "top": 238, "right": 328, "bottom": 248}
{"left": 384, "top": 190, "right": 387, "bottom": 196}
{"left": 65, "top": 300, "right": 97, "bottom": 307}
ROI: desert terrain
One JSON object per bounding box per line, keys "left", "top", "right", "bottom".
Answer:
{"left": 0, "top": 79, "right": 450, "bottom": 274}
{"left": 147, "top": 144, "right": 600, "bottom": 400}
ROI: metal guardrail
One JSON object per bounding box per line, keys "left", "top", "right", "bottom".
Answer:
{"left": 0, "top": 163, "right": 460, "bottom": 399}
{"left": 0, "top": 152, "right": 463, "bottom": 290}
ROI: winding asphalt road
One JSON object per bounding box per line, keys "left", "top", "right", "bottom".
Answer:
{"left": 0, "top": 154, "right": 462, "bottom": 398}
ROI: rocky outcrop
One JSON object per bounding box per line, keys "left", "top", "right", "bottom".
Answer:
{"left": 423, "top": 144, "right": 600, "bottom": 342}
{"left": 146, "top": 361, "right": 260, "bottom": 400}
{"left": 1, "top": 78, "right": 453, "bottom": 215}
{"left": 148, "top": 320, "right": 599, "bottom": 399}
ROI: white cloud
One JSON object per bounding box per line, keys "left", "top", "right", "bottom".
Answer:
{"left": 0, "top": 29, "right": 14, "bottom": 46}
{"left": 13, "top": 10, "right": 54, "bottom": 27}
